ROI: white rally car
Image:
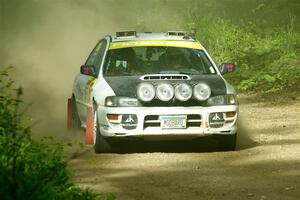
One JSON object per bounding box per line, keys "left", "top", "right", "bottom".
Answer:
{"left": 67, "top": 31, "right": 238, "bottom": 153}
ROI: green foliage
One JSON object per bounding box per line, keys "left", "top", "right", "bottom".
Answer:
{"left": 189, "top": 17, "right": 300, "bottom": 92}
{"left": 0, "top": 68, "right": 113, "bottom": 200}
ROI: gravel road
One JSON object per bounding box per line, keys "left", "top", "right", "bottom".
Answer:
{"left": 68, "top": 94, "right": 300, "bottom": 200}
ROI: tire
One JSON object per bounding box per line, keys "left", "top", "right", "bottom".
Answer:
{"left": 93, "top": 107, "right": 112, "bottom": 153}
{"left": 217, "top": 133, "right": 237, "bottom": 151}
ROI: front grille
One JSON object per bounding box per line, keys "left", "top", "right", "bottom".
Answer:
{"left": 143, "top": 114, "right": 202, "bottom": 129}
{"left": 186, "top": 114, "right": 202, "bottom": 127}
{"left": 144, "top": 115, "right": 160, "bottom": 128}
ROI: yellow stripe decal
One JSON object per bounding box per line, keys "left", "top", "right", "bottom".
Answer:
{"left": 85, "top": 78, "right": 96, "bottom": 103}
{"left": 109, "top": 40, "right": 202, "bottom": 50}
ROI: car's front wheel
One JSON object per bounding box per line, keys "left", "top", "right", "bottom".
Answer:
{"left": 93, "top": 108, "right": 112, "bottom": 153}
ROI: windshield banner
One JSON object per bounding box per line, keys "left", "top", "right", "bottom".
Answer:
{"left": 109, "top": 40, "right": 203, "bottom": 50}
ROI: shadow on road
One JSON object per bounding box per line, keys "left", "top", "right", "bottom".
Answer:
{"left": 109, "top": 138, "right": 218, "bottom": 153}
{"left": 107, "top": 134, "right": 257, "bottom": 154}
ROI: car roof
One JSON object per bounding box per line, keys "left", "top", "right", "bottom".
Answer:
{"left": 109, "top": 32, "right": 197, "bottom": 42}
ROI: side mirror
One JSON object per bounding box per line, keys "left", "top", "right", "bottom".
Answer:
{"left": 219, "top": 63, "right": 235, "bottom": 74}
{"left": 80, "top": 65, "right": 97, "bottom": 77}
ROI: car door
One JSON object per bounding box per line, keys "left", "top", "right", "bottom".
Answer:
{"left": 74, "top": 39, "right": 108, "bottom": 125}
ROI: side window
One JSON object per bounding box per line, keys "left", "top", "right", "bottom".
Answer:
{"left": 85, "top": 39, "right": 107, "bottom": 75}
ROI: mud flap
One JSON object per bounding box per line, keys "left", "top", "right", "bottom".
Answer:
{"left": 67, "top": 98, "right": 74, "bottom": 129}
{"left": 85, "top": 106, "right": 94, "bottom": 145}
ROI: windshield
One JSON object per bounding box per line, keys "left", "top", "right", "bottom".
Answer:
{"left": 103, "top": 46, "right": 216, "bottom": 76}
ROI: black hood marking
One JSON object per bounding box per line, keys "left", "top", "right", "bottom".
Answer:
{"left": 104, "top": 75, "right": 227, "bottom": 106}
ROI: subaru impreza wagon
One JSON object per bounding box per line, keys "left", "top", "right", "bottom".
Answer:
{"left": 67, "top": 31, "right": 238, "bottom": 153}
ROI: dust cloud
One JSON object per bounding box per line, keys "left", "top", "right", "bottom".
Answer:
{"left": 0, "top": 0, "right": 187, "bottom": 140}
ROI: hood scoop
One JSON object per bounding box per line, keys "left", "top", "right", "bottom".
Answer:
{"left": 140, "top": 74, "right": 190, "bottom": 81}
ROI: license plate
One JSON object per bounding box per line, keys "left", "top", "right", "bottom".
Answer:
{"left": 160, "top": 115, "right": 187, "bottom": 129}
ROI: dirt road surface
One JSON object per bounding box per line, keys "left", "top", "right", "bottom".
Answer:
{"left": 68, "top": 95, "right": 300, "bottom": 200}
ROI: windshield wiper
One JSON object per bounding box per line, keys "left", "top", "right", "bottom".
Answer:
{"left": 159, "top": 70, "right": 179, "bottom": 74}
{"left": 178, "top": 71, "right": 196, "bottom": 75}
{"left": 159, "top": 70, "right": 197, "bottom": 75}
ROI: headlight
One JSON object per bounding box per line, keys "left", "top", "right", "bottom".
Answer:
{"left": 207, "top": 94, "right": 237, "bottom": 105}
{"left": 137, "top": 83, "right": 155, "bottom": 102}
{"left": 175, "top": 83, "right": 192, "bottom": 101}
{"left": 105, "top": 96, "right": 140, "bottom": 107}
{"left": 193, "top": 83, "right": 211, "bottom": 101}
{"left": 156, "top": 83, "right": 174, "bottom": 101}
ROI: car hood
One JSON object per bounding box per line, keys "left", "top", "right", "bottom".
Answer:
{"left": 103, "top": 74, "right": 227, "bottom": 98}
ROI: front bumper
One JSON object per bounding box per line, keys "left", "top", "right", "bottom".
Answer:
{"left": 97, "top": 105, "right": 238, "bottom": 138}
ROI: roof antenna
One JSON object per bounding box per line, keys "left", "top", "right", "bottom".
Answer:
{"left": 186, "top": 22, "right": 196, "bottom": 39}
{"left": 190, "top": 29, "right": 196, "bottom": 38}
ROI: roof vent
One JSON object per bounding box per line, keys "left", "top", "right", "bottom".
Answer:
{"left": 116, "top": 30, "right": 137, "bottom": 38}
{"left": 167, "top": 31, "right": 187, "bottom": 37}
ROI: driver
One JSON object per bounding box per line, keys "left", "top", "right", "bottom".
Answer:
{"left": 118, "top": 47, "right": 137, "bottom": 72}
{"left": 107, "top": 47, "right": 137, "bottom": 75}
{"left": 165, "top": 47, "right": 186, "bottom": 70}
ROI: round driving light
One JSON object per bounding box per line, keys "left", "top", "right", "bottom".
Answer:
{"left": 156, "top": 83, "right": 174, "bottom": 101}
{"left": 137, "top": 83, "right": 155, "bottom": 102}
{"left": 175, "top": 83, "right": 192, "bottom": 101}
{"left": 193, "top": 83, "right": 211, "bottom": 101}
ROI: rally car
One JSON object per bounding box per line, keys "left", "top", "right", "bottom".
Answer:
{"left": 67, "top": 31, "right": 238, "bottom": 153}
